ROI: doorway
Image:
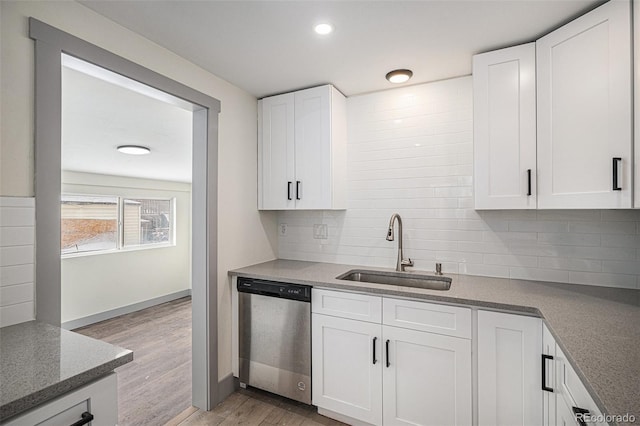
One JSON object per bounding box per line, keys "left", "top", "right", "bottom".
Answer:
{"left": 59, "top": 54, "right": 194, "bottom": 424}
{"left": 30, "top": 18, "right": 221, "bottom": 410}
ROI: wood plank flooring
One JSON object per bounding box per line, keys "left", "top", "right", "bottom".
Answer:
{"left": 74, "top": 296, "right": 192, "bottom": 426}
{"left": 169, "top": 387, "right": 348, "bottom": 426}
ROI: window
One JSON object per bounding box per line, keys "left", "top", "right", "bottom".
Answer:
{"left": 61, "top": 195, "right": 174, "bottom": 256}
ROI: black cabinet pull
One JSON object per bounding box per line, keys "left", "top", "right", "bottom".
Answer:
{"left": 572, "top": 406, "right": 590, "bottom": 426}
{"left": 296, "top": 181, "right": 301, "bottom": 200}
{"left": 613, "top": 157, "right": 622, "bottom": 191}
{"left": 287, "top": 181, "right": 292, "bottom": 200}
{"left": 541, "top": 354, "right": 554, "bottom": 392}
{"left": 385, "top": 339, "right": 390, "bottom": 368}
{"left": 372, "top": 337, "right": 377, "bottom": 364}
{"left": 527, "top": 169, "right": 532, "bottom": 196}
{"left": 70, "top": 412, "right": 94, "bottom": 426}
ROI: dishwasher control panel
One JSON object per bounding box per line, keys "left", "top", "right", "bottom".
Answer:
{"left": 237, "top": 277, "right": 311, "bottom": 302}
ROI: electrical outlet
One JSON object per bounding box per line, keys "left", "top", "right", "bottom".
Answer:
{"left": 313, "top": 224, "right": 328, "bottom": 239}
{"left": 279, "top": 223, "right": 288, "bottom": 236}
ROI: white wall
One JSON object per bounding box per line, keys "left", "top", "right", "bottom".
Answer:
{"left": 0, "top": 1, "right": 278, "bottom": 375}
{"left": 279, "top": 77, "right": 640, "bottom": 290}
{"left": 0, "top": 197, "right": 35, "bottom": 327}
{"left": 61, "top": 172, "right": 191, "bottom": 324}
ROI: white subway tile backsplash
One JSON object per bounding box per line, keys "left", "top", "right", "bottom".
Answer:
{"left": 0, "top": 246, "right": 35, "bottom": 267}
{"left": 277, "top": 77, "right": 640, "bottom": 289}
{"left": 0, "top": 197, "right": 35, "bottom": 327}
{"left": 568, "top": 272, "right": 637, "bottom": 289}
{"left": 0, "top": 264, "right": 34, "bottom": 286}
{"left": 0, "top": 227, "right": 35, "bottom": 246}
{"left": 484, "top": 254, "right": 538, "bottom": 268}
{"left": 509, "top": 267, "right": 569, "bottom": 283}
{"left": 568, "top": 221, "right": 636, "bottom": 234}
{"left": 538, "top": 233, "right": 601, "bottom": 247}
{"left": 538, "top": 257, "right": 602, "bottom": 273}
{"left": 0, "top": 282, "right": 34, "bottom": 306}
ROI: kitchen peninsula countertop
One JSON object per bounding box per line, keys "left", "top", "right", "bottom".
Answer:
{"left": 230, "top": 259, "right": 640, "bottom": 423}
{"left": 0, "top": 321, "right": 133, "bottom": 422}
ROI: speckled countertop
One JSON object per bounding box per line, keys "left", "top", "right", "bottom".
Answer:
{"left": 0, "top": 321, "right": 133, "bottom": 422}
{"left": 230, "top": 259, "right": 640, "bottom": 423}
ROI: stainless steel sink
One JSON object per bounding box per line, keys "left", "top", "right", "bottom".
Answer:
{"left": 336, "top": 269, "right": 452, "bottom": 290}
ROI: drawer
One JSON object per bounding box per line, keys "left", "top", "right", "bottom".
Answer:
{"left": 383, "top": 298, "right": 471, "bottom": 339}
{"left": 556, "top": 346, "right": 605, "bottom": 426}
{"left": 2, "top": 373, "right": 117, "bottom": 426}
{"left": 312, "top": 289, "right": 382, "bottom": 323}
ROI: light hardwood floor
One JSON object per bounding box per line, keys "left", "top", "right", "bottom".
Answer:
{"left": 74, "top": 297, "right": 192, "bottom": 426}
{"left": 76, "top": 296, "right": 347, "bottom": 426}
{"left": 168, "top": 387, "right": 348, "bottom": 426}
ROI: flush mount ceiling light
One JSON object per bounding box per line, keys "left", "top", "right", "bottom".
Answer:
{"left": 117, "top": 145, "right": 151, "bottom": 155}
{"left": 314, "top": 23, "right": 334, "bottom": 35}
{"left": 386, "top": 69, "right": 413, "bottom": 84}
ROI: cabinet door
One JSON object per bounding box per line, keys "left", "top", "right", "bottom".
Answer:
{"left": 556, "top": 394, "right": 579, "bottom": 426}
{"left": 473, "top": 43, "right": 537, "bottom": 209}
{"left": 542, "top": 324, "right": 557, "bottom": 426}
{"left": 635, "top": 0, "right": 640, "bottom": 208}
{"left": 382, "top": 325, "right": 471, "bottom": 426}
{"left": 478, "top": 311, "right": 542, "bottom": 426}
{"left": 537, "top": 0, "right": 632, "bottom": 208}
{"left": 294, "top": 86, "right": 331, "bottom": 209}
{"left": 311, "top": 313, "right": 382, "bottom": 425}
{"left": 258, "top": 93, "right": 295, "bottom": 210}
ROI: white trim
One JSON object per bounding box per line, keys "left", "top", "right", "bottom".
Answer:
{"left": 62, "top": 289, "right": 191, "bottom": 330}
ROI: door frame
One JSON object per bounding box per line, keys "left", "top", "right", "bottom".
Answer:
{"left": 29, "top": 18, "right": 221, "bottom": 409}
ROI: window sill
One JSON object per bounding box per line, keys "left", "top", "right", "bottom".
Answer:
{"left": 61, "top": 242, "right": 175, "bottom": 259}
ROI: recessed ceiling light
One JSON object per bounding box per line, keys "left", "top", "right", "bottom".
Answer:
{"left": 386, "top": 69, "right": 413, "bottom": 84}
{"left": 314, "top": 23, "right": 334, "bottom": 35}
{"left": 117, "top": 145, "right": 151, "bottom": 155}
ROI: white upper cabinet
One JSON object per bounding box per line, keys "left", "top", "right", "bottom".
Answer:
{"left": 536, "top": 0, "right": 632, "bottom": 209}
{"left": 473, "top": 43, "right": 537, "bottom": 210}
{"left": 258, "top": 85, "right": 347, "bottom": 210}
{"left": 258, "top": 93, "right": 295, "bottom": 210}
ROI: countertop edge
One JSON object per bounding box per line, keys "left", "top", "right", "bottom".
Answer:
{"left": 0, "top": 351, "right": 133, "bottom": 422}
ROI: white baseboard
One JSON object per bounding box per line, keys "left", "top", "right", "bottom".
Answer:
{"left": 62, "top": 289, "right": 191, "bottom": 330}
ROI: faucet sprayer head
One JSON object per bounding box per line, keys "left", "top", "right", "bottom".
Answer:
{"left": 386, "top": 227, "right": 394, "bottom": 241}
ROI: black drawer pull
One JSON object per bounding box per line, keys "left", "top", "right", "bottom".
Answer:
{"left": 372, "top": 337, "right": 377, "bottom": 364}
{"left": 296, "top": 181, "right": 301, "bottom": 200}
{"left": 287, "top": 181, "right": 292, "bottom": 200}
{"left": 541, "top": 354, "right": 554, "bottom": 392}
{"left": 613, "top": 157, "right": 622, "bottom": 191}
{"left": 527, "top": 169, "right": 532, "bottom": 196}
{"left": 572, "top": 406, "right": 590, "bottom": 426}
{"left": 70, "top": 411, "right": 94, "bottom": 426}
{"left": 385, "top": 339, "right": 390, "bottom": 368}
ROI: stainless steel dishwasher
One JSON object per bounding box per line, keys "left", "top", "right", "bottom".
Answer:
{"left": 237, "top": 277, "right": 312, "bottom": 404}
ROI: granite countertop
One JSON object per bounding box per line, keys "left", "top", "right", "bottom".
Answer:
{"left": 0, "top": 321, "right": 133, "bottom": 422}
{"left": 230, "top": 259, "right": 640, "bottom": 423}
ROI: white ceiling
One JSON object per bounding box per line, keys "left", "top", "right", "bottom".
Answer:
{"left": 79, "top": 0, "right": 603, "bottom": 98}
{"left": 62, "top": 57, "right": 193, "bottom": 183}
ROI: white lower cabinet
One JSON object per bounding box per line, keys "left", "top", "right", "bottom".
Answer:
{"left": 2, "top": 373, "right": 117, "bottom": 426}
{"left": 477, "top": 310, "right": 542, "bottom": 426}
{"left": 311, "top": 313, "right": 383, "bottom": 425}
{"left": 311, "top": 289, "right": 604, "bottom": 426}
{"left": 311, "top": 289, "right": 472, "bottom": 426}
{"left": 382, "top": 325, "right": 471, "bottom": 426}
